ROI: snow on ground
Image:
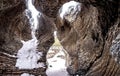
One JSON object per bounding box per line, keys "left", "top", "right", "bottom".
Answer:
{"left": 15, "top": 0, "right": 44, "bottom": 69}
{"left": 59, "top": 1, "right": 81, "bottom": 22}
{"left": 46, "top": 50, "right": 69, "bottom": 76}
{"left": 15, "top": 38, "right": 44, "bottom": 69}
{"left": 21, "top": 73, "right": 34, "bottom": 76}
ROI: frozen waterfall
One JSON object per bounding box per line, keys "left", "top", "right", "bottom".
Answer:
{"left": 15, "top": 0, "right": 44, "bottom": 69}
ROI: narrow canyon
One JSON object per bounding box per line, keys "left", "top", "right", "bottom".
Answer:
{"left": 0, "top": 0, "right": 119, "bottom": 76}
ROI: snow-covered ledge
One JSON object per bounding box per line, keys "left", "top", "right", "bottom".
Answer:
{"left": 59, "top": 1, "right": 81, "bottom": 22}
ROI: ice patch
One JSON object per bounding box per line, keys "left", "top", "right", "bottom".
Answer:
{"left": 15, "top": 39, "right": 43, "bottom": 69}
{"left": 21, "top": 73, "right": 34, "bottom": 76}
{"left": 26, "top": 0, "right": 41, "bottom": 30}
{"left": 46, "top": 50, "right": 69, "bottom": 76}
{"left": 15, "top": 0, "right": 44, "bottom": 69}
{"left": 59, "top": 1, "right": 81, "bottom": 22}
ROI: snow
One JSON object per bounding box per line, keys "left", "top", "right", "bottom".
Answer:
{"left": 26, "top": 0, "right": 40, "bottom": 31}
{"left": 21, "top": 73, "right": 34, "bottom": 76}
{"left": 3, "top": 52, "right": 16, "bottom": 58}
{"left": 46, "top": 31, "right": 69, "bottom": 76}
{"left": 16, "top": 0, "right": 70, "bottom": 75}
{"left": 46, "top": 50, "right": 69, "bottom": 76}
{"left": 54, "top": 31, "right": 57, "bottom": 37}
{"left": 110, "top": 34, "right": 120, "bottom": 63}
{"left": 15, "top": 0, "right": 44, "bottom": 69}
{"left": 59, "top": 1, "right": 81, "bottom": 22}
{"left": 15, "top": 39, "right": 44, "bottom": 69}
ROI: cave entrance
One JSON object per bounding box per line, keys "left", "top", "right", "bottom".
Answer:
{"left": 46, "top": 31, "right": 69, "bottom": 76}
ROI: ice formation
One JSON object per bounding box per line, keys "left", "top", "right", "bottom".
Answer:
{"left": 15, "top": 0, "right": 44, "bottom": 69}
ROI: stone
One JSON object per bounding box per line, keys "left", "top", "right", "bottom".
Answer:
{"left": 0, "top": 0, "right": 119, "bottom": 76}
{"left": 56, "top": 0, "right": 119, "bottom": 76}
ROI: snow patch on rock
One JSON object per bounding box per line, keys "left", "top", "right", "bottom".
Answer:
{"left": 26, "top": 0, "right": 41, "bottom": 30}
{"left": 21, "top": 73, "right": 34, "bottom": 76}
{"left": 46, "top": 50, "right": 69, "bottom": 76}
{"left": 59, "top": 1, "right": 81, "bottom": 22}
{"left": 110, "top": 33, "right": 120, "bottom": 63}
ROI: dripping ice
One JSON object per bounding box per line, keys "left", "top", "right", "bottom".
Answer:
{"left": 15, "top": 0, "right": 44, "bottom": 69}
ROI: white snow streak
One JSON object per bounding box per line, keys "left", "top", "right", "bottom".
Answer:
{"left": 54, "top": 31, "right": 57, "bottom": 37}
{"left": 3, "top": 52, "right": 16, "bottom": 58}
{"left": 59, "top": 1, "right": 81, "bottom": 22}
{"left": 26, "top": 0, "right": 40, "bottom": 31}
{"left": 46, "top": 50, "right": 69, "bottom": 76}
{"left": 15, "top": 0, "right": 44, "bottom": 69}
{"left": 21, "top": 73, "right": 34, "bottom": 76}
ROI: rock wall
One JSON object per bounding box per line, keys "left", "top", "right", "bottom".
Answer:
{"left": 56, "top": 0, "right": 119, "bottom": 76}
{"left": 0, "top": 0, "right": 119, "bottom": 76}
{"left": 0, "top": 0, "right": 54, "bottom": 76}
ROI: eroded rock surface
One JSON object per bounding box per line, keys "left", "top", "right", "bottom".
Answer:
{"left": 0, "top": 0, "right": 119, "bottom": 76}
{"left": 56, "top": 0, "right": 119, "bottom": 76}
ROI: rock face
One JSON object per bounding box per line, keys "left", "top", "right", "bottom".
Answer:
{"left": 0, "top": 0, "right": 54, "bottom": 76}
{"left": 0, "top": 0, "right": 119, "bottom": 76}
{"left": 56, "top": 0, "right": 119, "bottom": 76}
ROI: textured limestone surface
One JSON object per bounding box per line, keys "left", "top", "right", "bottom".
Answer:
{"left": 0, "top": 0, "right": 119, "bottom": 76}
{"left": 56, "top": 0, "right": 119, "bottom": 76}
